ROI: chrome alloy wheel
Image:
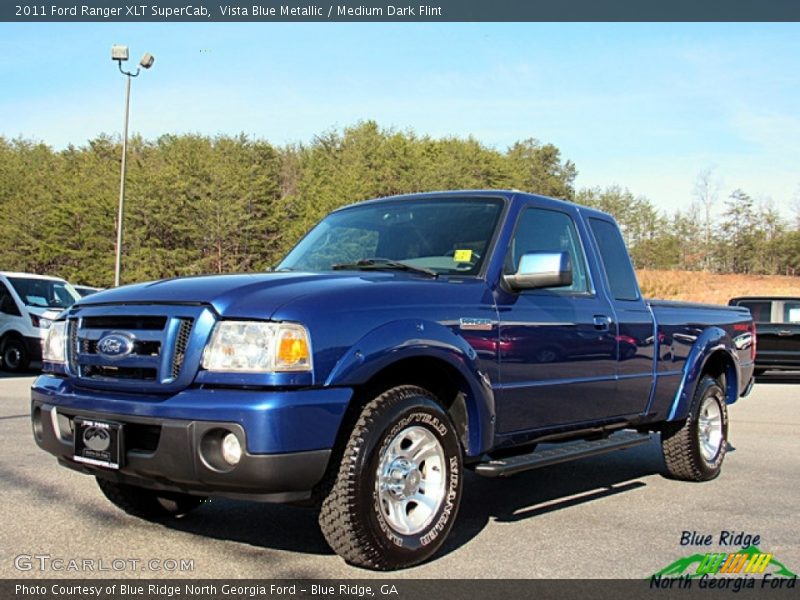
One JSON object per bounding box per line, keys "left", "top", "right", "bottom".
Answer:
{"left": 698, "top": 394, "right": 723, "bottom": 462}
{"left": 376, "top": 425, "right": 446, "bottom": 535}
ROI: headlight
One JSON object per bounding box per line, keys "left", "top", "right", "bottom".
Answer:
{"left": 30, "top": 314, "right": 52, "bottom": 329}
{"left": 43, "top": 320, "right": 67, "bottom": 363}
{"left": 201, "top": 321, "right": 312, "bottom": 373}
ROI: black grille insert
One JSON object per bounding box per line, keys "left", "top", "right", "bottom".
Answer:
{"left": 170, "top": 318, "right": 194, "bottom": 378}
{"left": 82, "top": 316, "right": 167, "bottom": 330}
{"left": 82, "top": 365, "right": 157, "bottom": 381}
{"left": 67, "top": 319, "right": 79, "bottom": 373}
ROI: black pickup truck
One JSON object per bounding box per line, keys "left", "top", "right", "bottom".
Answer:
{"left": 730, "top": 296, "right": 800, "bottom": 375}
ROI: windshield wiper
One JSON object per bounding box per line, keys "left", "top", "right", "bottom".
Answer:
{"left": 331, "top": 258, "right": 438, "bottom": 278}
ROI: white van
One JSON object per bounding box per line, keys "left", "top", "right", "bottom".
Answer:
{"left": 0, "top": 272, "right": 80, "bottom": 372}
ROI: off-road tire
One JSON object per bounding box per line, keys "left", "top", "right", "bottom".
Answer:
{"left": 1, "top": 338, "right": 29, "bottom": 372}
{"left": 661, "top": 376, "right": 729, "bottom": 481}
{"left": 319, "top": 385, "right": 463, "bottom": 570}
{"left": 96, "top": 477, "right": 206, "bottom": 519}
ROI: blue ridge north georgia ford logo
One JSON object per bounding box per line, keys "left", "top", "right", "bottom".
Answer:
{"left": 96, "top": 332, "right": 135, "bottom": 360}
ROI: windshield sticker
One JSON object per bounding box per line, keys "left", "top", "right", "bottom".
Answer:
{"left": 453, "top": 249, "right": 473, "bottom": 262}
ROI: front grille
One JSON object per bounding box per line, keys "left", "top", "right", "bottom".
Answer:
{"left": 65, "top": 305, "right": 207, "bottom": 392}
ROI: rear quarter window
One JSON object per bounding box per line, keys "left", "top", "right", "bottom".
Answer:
{"left": 587, "top": 217, "right": 640, "bottom": 301}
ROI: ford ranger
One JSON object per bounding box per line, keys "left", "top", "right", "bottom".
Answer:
{"left": 31, "top": 190, "right": 755, "bottom": 570}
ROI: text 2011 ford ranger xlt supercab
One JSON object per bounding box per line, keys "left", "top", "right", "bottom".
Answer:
{"left": 32, "top": 190, "right": 755, "bottom": 569}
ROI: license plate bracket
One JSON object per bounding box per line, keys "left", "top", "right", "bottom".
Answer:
{"left": 73, "top": 417, "right": 123, "bottom": 470}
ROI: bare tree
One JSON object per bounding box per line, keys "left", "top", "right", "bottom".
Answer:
{"left": 792, "top": 183, "right": 800, "bottom": 231}
{"left": 693, "top": 167, "right": 721, "bottom": 269}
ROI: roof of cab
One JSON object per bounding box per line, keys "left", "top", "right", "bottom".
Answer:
{"left": 0, "top": 271, "right": 68, "bottom": 282}
{"left": 331, "top": 189, "right": 616, "bottom": 221}
{"left": 730, "top": 296, "right": 800, "bottom": 302}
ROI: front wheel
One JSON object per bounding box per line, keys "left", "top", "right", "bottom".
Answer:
{"left": 319, "top": 385, "right": 463, "bottom": 570}
{"left": 661, "top": 376, "right": 729, "bottom": 481}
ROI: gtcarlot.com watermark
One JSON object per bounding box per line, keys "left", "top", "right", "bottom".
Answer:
{"left": 14, "top": 553, "right": 195, "bottom": 573}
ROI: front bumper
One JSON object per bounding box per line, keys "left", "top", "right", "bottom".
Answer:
{"left": 31, "top": 375, "right": 352, "bottom": 502}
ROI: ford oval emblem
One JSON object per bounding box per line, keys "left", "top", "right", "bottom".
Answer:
{"left": 96, "top": 332, "right": 135, "bottom": 360}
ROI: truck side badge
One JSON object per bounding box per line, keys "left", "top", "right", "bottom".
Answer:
{"left": 459, "top": 318, "right": 494, "bottom": 331}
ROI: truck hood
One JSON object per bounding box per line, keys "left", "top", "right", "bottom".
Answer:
{"left": 75, "top": 271, "right": 431, "bottom": 319}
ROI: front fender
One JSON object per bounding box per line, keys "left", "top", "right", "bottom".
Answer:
{"left": 668, "top": 326, "right": 739, "bottom": 421}
{"left": 324, "top": 319, "right": 495, "bottom": 456}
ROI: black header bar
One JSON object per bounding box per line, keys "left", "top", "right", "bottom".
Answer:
{"left": 3, "top": 1, "right": 800, "bottom": 22}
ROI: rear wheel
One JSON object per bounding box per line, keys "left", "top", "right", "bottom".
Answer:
{"left": 96, "top": 478, "right": 206, "bottom": 519}
{"left": 1, "top": 338, "right": 29, "bottom": 372}
{"left": 319, "top": 385, "right": 463, "bottom": 570}
{"left": 661, "top": 376, "right": 728, "bottom": 481}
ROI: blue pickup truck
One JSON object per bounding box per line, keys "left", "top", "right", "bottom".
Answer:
{"left": 32, "top": 190, "right": 755, "bottom": 569}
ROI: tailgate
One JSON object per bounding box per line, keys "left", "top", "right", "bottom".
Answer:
{"left": 755, "top": 322, "right": 800, "bottom": 360}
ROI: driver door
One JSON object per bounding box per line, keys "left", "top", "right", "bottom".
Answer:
{"left": 495, "top": 207, "right": 622, "bottom": 433}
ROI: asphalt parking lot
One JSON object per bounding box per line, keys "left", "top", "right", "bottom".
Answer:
{"left": 1, "top": 371, "right": 797, "bottom": 579}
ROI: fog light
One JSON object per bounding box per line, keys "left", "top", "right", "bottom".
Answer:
{"left": 221, "top": 433, "right": 242, "bottom": 465}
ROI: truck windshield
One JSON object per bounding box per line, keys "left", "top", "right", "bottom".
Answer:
{"left": 278, "top": 198, "right": 504, "bottom": 276}
{"left": 7, "top": 277, "right": 79, "bottom": 309}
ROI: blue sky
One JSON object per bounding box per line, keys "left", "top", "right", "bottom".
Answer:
{"left": 1, "top": 22, "right": 798, "bottom": 218}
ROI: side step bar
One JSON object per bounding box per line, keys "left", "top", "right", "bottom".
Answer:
{"left": 474, "top": 430, "right": 651, "bottom": 478}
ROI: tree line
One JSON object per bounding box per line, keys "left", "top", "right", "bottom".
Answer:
{"left": 0, "top": 121, "right": 797, "bottom": 287}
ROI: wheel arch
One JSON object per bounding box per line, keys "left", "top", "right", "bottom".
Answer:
{"left": 0, "top": 329, "right": 25, "bottom": 345}
{"left": 668, "top": 328, "right": 739, "bottom": 422}
{"left": 325, "top": 319, "right": 495, "bottom": 458}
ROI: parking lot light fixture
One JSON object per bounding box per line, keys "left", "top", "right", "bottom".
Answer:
{"left": 112, "top": 45, "right": 155, "bottom": 287}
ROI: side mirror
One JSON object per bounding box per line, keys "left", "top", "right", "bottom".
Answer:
{"left": 504, "top": 251, "right": 573, "bottom": 291}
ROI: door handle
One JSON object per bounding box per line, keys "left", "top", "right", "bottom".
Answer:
{"left": 593, "top": 315, "right": 612, "bottom": 331}
{"left": 778, "top": 330, "right": 793, "bottom": 336}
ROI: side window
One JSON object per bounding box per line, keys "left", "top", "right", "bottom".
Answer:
{"left": 504, "top": 208, "right": 589, "bottom": 293}
{"left": 0, "top": 283, "right": 21, "bottom": 316}
{"left": 737, "top": 300, "right": 772, "bottom": 323}
{"left": 588, "top": 218, "right": 640, "bottom": 301}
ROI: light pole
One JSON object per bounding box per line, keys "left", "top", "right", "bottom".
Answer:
{"left": 111, "top": 45, "right": 155, "bottom": 287}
